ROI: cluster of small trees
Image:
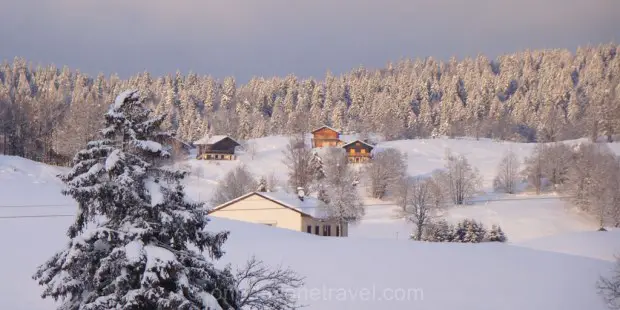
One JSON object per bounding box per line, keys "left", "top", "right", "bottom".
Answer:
{"left": 412, "top": 219, "right": 507, "bottom": 243}
{"left": 2, "top": 44, "right": 620, "bottom": 165}
{"left": 503, "top": 142, "right": 620, "bottom": 228}
{"left": 34, "top": 90, "right": 304, "bottom": 310}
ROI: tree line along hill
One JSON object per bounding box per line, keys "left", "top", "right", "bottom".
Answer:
{"left": 0, "top": 43, "right": 619, "bottom": 165}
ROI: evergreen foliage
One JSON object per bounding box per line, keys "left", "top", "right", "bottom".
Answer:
{"left": 33, "top": 90, "right": 238, "bottom": 310}
{"left": 2, "top": 45, "right": 620, "bottom": 164}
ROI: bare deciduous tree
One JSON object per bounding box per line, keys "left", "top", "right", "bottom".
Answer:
{"left": 365, "top": 148, "right": 407, "bottom": 199}
{"left": 235, "top": 256, "right": 305, "bottom": 310}
{"left": 565, "top": 143, "right": 620, "bottom": 228}
{"left": 210, "top": 165, "right": 257, "bottom": 206}
{"left": 494, "top": 148, "right": 520, "bottom": 194}
{"left": 244, "top": 141, "right": 258, "bottom": 160}
{"left": 438, "top": 149, "right": 482, "bottom": 205}
{"left": 522, "top": 143, "right": 546, "bottom": 194}
{"left": 282, "top": 135, "right": 314, "bottom": 193}
{"left": 397, "top": 175, "right": 445, "bottom": 240}
{"left": 598, "top": 256, "right": 620, "bottom": 310}
{"left": 541, "top": 143, "right": 573, "bottom": 189}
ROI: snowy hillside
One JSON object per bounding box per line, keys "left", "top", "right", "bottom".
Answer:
{"left": 1, "top": 137, "right": 618, "bottom": 309}
{"left": 177, "top": 136, "right": 602, "bottom": 241}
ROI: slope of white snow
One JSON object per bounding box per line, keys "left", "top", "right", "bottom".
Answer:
{"left": 1, "top": 136, "right": 618, "bottom": 309}
{"left": 208, "top": 217, "right": 613, "bottom": 310}
{"left": 515, "top": 228, "right": 620, "bottom": 262}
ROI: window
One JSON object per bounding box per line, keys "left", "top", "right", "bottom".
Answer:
{"left": 336, "top": 225, "right": 340, "bottom": 237}
{"left": 323, "top": 225, "right": 331, "bottom": 236}
{"left": 356, "top": 142, "right": 361, "bottom": 146}
{"left": 307, "top": 225, "right": 312, "bottom": 233}
{"left": 361, "top": 149, "right": 366, "bottom": 154}
{"left": 315, "top": 226, "right": 320, "bottom": 235}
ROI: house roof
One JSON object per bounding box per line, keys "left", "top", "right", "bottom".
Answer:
{"left": 210, "top": 191, "right": 327, "bottom": 219}
{"left": 193, "top": 135, "right": 239, "bottom": 146}
{"left": 311, "top": 125, "right": 341, "bottom": 134}
{"left": 341, "top": 140, "right": 375, "bottom": 149}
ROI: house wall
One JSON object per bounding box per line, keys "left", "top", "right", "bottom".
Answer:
{"left": 313, "top": 127, "right": 339, "bottom": 139}
{"left": 197, "top": 137, "right": 239, "bottom": 160}
{"left": 344, "top": 142, "right": 373, "bottom": 156}
{"left": 210, "top": 194, "right": 303, "bottom": 231}
{"left": 301, "top": 217, "right": 348, "bottom": 237}
{"left": 344, "top": 142, "right": 372, "bottom": 163}
{"left": 312, "top": 128, "right": 342, "bottom": 148}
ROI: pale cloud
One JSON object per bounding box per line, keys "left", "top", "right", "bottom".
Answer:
{"left": 0, "top": 0, "right": 618, "bottom": 81}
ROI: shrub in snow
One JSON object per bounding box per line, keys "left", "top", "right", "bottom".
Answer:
{"left": 484, "top": 224, "right": 508, "bottom": 243}
{"left": 234, "top": 256, "right": 305, "bottom": 310}
{"left": 417, "top": 219, "right": 454, "bottom": 242}
{"left": 33, "top": 90, "right": 238, "bottom": 310}
{"left": 452, "top": 219, "right": 487, "bottom": 243}
{"left": 598, "top": 256, "right": 620, "bottom": 310}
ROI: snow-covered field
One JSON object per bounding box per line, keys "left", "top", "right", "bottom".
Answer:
{"left": 1, "top": 137, "right": 619, "bottom": 309}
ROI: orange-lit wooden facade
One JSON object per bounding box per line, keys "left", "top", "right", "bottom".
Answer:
{"left": 311, "top": 126, "right": 343, "bottom": 148}
{"left": 342, "top": 140, "right": 374, "bottom": 163}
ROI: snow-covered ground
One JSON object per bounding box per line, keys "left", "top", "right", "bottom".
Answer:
{"left": 1, "top": 137, "right": 618, "bottom": 309}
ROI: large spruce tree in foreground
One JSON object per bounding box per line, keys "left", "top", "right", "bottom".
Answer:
{"left": 33, "top": 90, "right": 238, "bottom": 310}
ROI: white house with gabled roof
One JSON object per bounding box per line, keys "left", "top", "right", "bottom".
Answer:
{"left": 208, "top": 191, "right": 348, "bottom": 237}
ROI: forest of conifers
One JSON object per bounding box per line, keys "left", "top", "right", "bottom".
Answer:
{"left": 0, "top": 43, "right": 618, "bottom": 164}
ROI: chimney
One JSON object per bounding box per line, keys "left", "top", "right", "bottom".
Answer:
{"left": 297, "top": 187, "right": 305, "bottom": 201}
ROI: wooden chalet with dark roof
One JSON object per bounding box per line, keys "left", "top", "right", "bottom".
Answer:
{"left": 311, "top": 125, "right": 343, "bottom": 148}
{"left": 342, "top": 140, "right": 374, "bottom": 163}
{"left": 194, "top": 135, "right": 240, "bottom": 160}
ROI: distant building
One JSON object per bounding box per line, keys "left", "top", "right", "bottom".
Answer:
{"left": 209, "top": 191, "right": 348, "bottom": 237}
{"left": 194, "top": 135, "right": 240, "bottom": 160}
{"left": 158, "top": 136, "right": 193, "bottom": 161}
{"left": 342, "top": 140, "right": 374, "bottom": 163}
{"left": 311, "top": 125, "right": 343, "bottom": 148}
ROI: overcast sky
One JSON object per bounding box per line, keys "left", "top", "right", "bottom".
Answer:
{"left": 1, "top": 0, "right": 619, "bottom": 82}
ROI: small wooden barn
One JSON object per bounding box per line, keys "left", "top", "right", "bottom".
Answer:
{"left": 311, "top": 125, "right": 343, "bottom": 148}
{"left": 194, "top": 135, "right": 240, "bottom": 160}
{"left": 342, "top": 140, "right": 374, "bottom": 163}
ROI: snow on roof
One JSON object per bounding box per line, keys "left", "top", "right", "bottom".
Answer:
{"left": 341, "top": 140, "right": 375, "bottom": 149}
{"left": 258, "top": 191, "right": 327, "bottom": 218}
{"left": 311, "top": 125, "right": 341, "bottom": 134}
{"left": 212, "top": 191, "right": 327, "bottom": 219}
{"left": 193, "top": 135, "right": 238, "bottom": 146}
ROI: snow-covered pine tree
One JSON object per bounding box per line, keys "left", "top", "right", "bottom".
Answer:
{"left": 33, "top": 90, "right": 238, "bottom": 310}
{"left": 485, "top": 224, "right": 507, "bottom": 242}
{"left": 257, "top": 176, "right": 268, "bottom": 192}
{"left": 419, "top": 219, "right": 454, "bottom": 242}
{"left": 464, "top": 219, "right": 487, "bottom": 243}
{"left": 310, "top": 151, "right": 325, "bottom": 181}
